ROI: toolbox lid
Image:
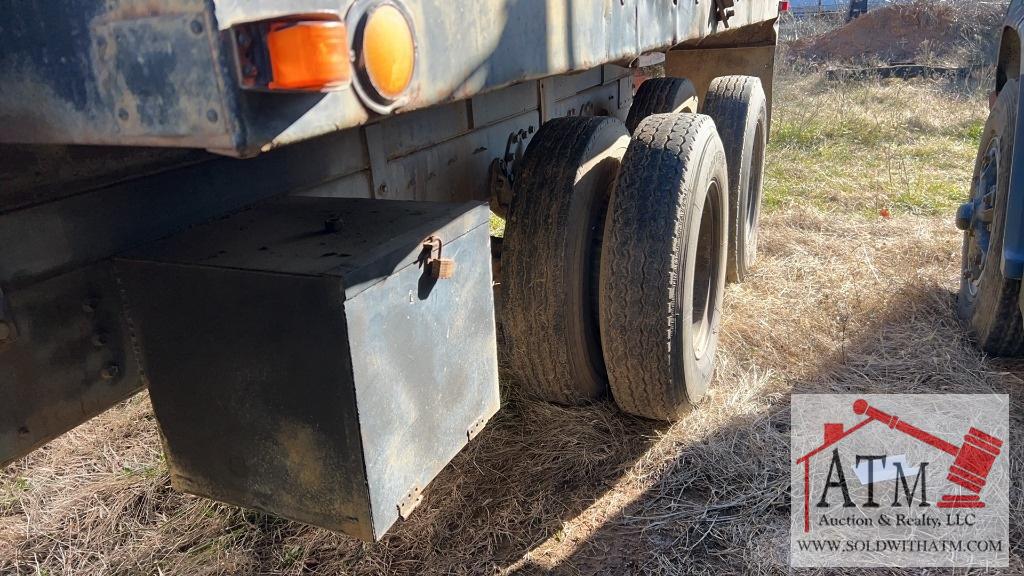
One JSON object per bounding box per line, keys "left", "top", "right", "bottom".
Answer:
{"left": 120, "top": 197, "right": 488, "bottom": 299}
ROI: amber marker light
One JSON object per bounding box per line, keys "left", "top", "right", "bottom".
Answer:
{"left": 266, "top": 21, "right": 351, "bottom": 90}
{"left": 360, "top": 4, "right": 415, "bottom": 101}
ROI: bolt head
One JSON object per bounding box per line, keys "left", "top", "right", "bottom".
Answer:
{"left": 100, "top": 364, "right": 121, "bottom": 380}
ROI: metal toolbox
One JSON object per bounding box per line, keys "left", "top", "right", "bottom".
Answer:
{"left": 115, "top": 197, "right": 499, "bottom": 540}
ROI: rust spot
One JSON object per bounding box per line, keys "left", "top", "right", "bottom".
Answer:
{"left": 277, "top": 421, "right": 327, "bottom": 492}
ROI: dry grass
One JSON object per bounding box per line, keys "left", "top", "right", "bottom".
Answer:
{"left": 4, "top": 71, "right": 1024, "bottom": 576}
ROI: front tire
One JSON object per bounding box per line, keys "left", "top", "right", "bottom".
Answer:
{"left": 957, "top": 80, "right": 1024, "bottom": 356}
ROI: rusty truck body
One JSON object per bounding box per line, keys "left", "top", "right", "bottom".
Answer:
{"left": 0, "top": 0, "right": 780, "bottom": 540}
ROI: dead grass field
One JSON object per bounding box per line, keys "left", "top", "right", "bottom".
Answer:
{"left": 3, "top": 70, "right": 1024, "bottom": 575}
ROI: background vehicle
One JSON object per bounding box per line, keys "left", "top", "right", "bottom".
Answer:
{"left": 956, "top": 0, "right": 1024, "bottom": 356}
{"left": 0, "top": 0, "right": 778, "bottom": 540}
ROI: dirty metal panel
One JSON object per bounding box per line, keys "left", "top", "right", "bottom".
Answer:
{"left": 92, "top": 12, "right": 230, "bottom": 140}
{"left": 117, "top": 262, "right": 375, "bottom": 538}
{"left": 1, "top": 0, "right": 777, "bottom": 154}
{"left": 637, "top": 0, "right": 680, "bottom": 53}
{"left": 379, "top": 113, "right": 539, "bottom": 203}
{"left": 666, "top": 43, "right": 777, "bottom": 117}
{"left": 0, "top": 144, "right": 208, "bottom": 214}
{"left": 119, "top": 198, "right": 485, "bottom": 297}
{"left": 0, "top": 264, "right": 142, "bottom": 466}
{"left": 292, "top": 170, "right": 374, "bottom": 200}
{"left": 346, "top": 220, "right": 500, "bottom": 539}
{"left": 379, "top": 101, "right": 472, "bottom": 160}
{"left": 117, "top": 197, "right": 497, "bottom": 540}
{"left": 550, "top": 81, "right": 626, "bottom": 121}
{"left": 469, "top": 81, "right": 539, "bottom": 128}
{"left": 228, "top": 0, "right": 775, "bottom": 153}
{"left": 0, "top": 0, "right": 234, "bottom": 150}
{"left": 0, "top": 128, "right": 368, "bottom": 286}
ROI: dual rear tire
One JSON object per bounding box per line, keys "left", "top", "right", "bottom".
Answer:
{"left": 601, "top": 114, "right": 729, "bottom": 419}
{"left": 503, "top": 76, "right": 766, "bottom": 420}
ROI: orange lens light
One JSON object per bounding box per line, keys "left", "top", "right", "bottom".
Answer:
{"left": 267, "top": 21, "right": 351, "bottom": 90}
{"left": 361, "top": 5, "right": 415, "bottom": 100}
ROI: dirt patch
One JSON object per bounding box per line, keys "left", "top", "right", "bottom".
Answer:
{"left": 788, "top": 1, "right": 1006, "bottom": 66}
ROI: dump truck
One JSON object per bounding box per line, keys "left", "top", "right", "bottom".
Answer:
{"left": 956, "top": 0, "right": 1024, "bottom": 357}
{"left": 0, "top": 0, "right": 780, "bottom": 540}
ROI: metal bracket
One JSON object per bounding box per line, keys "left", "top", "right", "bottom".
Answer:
{"left": 397, "top": 484, "right": 423, "bottom": 519}
{"left": 467, "top": 415, "right": 488, "bottom": 441}
{"left": 488, "top": 127, "right": 532, "bottom": 218}
{"left": 714, "top": 0, "right": 736, "bottom": 27}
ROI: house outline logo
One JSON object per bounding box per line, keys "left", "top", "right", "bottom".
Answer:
{"left": 794, "top": 398, "right": 1005, "bottom": 534}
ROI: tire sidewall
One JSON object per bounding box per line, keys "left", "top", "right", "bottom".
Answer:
{"left": 675, "top": 137, "right": 730, "bottom": 408}
{"left": 741, "top": 99, "right": 768, "bottom": 272}
{"left": 566, "top": 121, "right": 631, "bottom": 394}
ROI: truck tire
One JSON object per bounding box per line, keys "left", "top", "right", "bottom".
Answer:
{"left": 625, "top": 77, "right": 699, "bottom": 134}
{"left": 503, "top": 117, "right": 630, "bottom": 403}
{"left": 600, "top": 113, "right": 729, "bottom": 420}
{"left": 702, "top": 75, "right": 767, "bottom": 283}
{"left": 957, "top": 79, "right": 1024, "bottom": 356}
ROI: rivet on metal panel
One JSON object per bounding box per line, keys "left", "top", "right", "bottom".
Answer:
{"left": 397, "top": 484, "right": 423, "bottom": 519}
{"left": 467, "top": 416, "right": 488, "bottom": 441}
{"left": 100, "top": 364, "right": 121, "bottom": 381}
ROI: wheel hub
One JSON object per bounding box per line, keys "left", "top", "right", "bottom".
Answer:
{"left": 962, "top": 138, "right": 999, "bottom": 295}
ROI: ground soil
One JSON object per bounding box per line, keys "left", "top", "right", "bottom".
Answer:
{"left": 788, "top": 1, "right": 1005, "bottom": 66}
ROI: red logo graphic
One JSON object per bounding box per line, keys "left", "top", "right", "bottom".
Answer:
{"left": 795, "top": 399, "right": 1004, "bottom": 533}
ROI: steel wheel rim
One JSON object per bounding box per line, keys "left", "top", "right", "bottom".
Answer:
{"left": 691, "top": 181, "right": 723, "bottom": 359}
{"left": 745, "top": 120, "right": 766, "bottom": 264}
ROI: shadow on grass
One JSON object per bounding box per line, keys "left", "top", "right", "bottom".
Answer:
{"left": 485, "top": 283, "right": 1024, "bottom": 575}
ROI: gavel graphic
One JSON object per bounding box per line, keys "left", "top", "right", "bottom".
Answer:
{"left": 853, "top": 399, "right": 1003, "bottom": 508}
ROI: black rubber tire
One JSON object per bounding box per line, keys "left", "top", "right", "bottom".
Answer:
{"left": 503, "top": 117, "right": 630, "bottom": 403}
{"left": 957, "top": 79, "right": 1024, "bottom": 356}
{"left": 625, "top": 77, "right": 699, "bottom": 134}
{"left": 600, "top": 113, "right": 729, "bottom": 421}
{"left": 702, "top": 75, "right": 768, "bottom": 283}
